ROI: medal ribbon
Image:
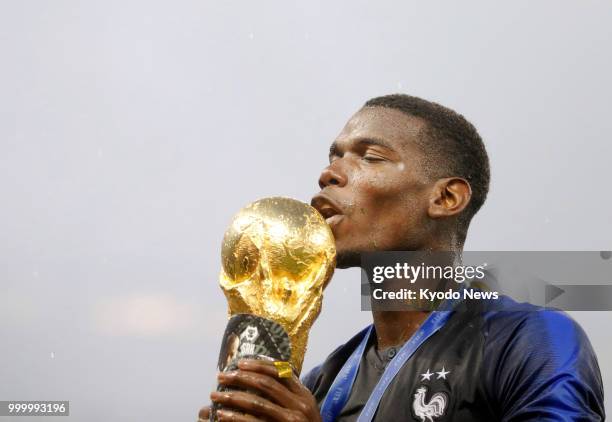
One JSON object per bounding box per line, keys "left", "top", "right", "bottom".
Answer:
{"left": 320, "top": 295, "right": 461, "bottom": 422}
{"left": 320, "top": 325, "right": 372, "bottom": 422}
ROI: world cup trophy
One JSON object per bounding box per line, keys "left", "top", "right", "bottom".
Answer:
{"left": 211, "top": 197, "right": 336, "bottom": 421}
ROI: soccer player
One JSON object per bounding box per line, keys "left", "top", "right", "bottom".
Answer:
{"left": 199, "top": 94, "right": 605, "bottom": 421}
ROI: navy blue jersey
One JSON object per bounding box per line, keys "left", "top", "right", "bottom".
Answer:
{"left": 302, "top": 295, "right": 605, "bottom": 421}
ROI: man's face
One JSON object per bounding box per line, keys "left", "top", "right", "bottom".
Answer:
{"left": 311, "top": 106, "right": 434, "bottom": 268}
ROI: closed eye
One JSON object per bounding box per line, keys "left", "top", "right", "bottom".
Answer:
{"left": 363, "top": 154, "right": 386, "bottom": 162}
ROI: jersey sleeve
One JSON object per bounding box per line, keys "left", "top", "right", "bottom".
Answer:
{"left": 484, "top": 309, "right": 605, "bottom": 421}
{"left": 301, "top": 363, "right": 323, "bottom": 393}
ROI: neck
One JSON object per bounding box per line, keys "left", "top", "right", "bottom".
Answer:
{"left": 372, "top": 310, "right": 430, "bottom": 349}
{"left": 369, "top": 243, "right": 464, "bottom": 349}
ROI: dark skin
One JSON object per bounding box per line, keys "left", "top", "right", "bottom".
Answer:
{"left": 199, "top": 106, "right": 472, "bottom": 421}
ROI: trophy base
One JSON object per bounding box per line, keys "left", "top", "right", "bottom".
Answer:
{"left": 211, "top": 314, "right": 293, "bottom": 422}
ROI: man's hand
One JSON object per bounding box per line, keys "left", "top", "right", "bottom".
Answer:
{"left": 200, "top": 359, "right": 321, "bottom": 422}
{"left": 197, "top": 406, "right": 210, "bottom": 421}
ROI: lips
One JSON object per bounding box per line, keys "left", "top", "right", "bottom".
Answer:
{"left": 311, "top": 194, "right": 344, "bottom": 228}
{"left": 317, "top": 206, "right": 339, "bottom": 219}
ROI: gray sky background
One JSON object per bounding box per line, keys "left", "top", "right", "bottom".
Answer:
{"left": 1, "top": 1, "right": 611, "bottom": 420}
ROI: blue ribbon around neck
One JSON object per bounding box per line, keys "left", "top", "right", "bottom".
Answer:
{"left": 320, "top": 294, "right": 461, "bottom": 422}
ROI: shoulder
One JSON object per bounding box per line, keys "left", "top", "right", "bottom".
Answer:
{"left": 476, "top": 295, "right": 604, "bottom": 419}
{"left": 480, "top": 295, "right": 592, "bottom": 359}
{"left": 301, "top": 326, "right": 371, "bottom": 398}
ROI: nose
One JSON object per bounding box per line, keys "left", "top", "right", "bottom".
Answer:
{"left": 318, "top": 161, "right": 348, "bottom": 189}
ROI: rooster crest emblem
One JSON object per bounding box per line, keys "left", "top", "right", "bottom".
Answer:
{"left": 413, "top": 386, "right": 447, "bottom": 422}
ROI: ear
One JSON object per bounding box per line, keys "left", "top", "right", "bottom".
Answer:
{"left": 427, "top": 177, "right": 472, "bottom": 219}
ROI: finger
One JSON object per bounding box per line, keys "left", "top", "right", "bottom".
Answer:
{"left": 237, "top": 360, "right": 303, "bottom": 394}
{"left": 216, "top": 409, "right": 265, "bottom": 422}
{"left": 218, "top": 370, "right": 295, "bottom": 408}
{"left": 198, "top": 406, "right": 210, "bottom": 421}
{"left": 210, "top": 390, "right": 287, "bottom": 422}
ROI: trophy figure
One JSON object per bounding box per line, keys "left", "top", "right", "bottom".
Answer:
{"left": 211, "top": 197, "right": 336, "bottom": 421}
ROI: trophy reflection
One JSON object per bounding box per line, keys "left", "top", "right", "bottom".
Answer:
{"left": 211, "top": 197, "right": 336, "bottom": 421}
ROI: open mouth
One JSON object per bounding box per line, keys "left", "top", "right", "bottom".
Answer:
{"left": 318, "top": 206, "right": 339, "bottom": 220}
{"left": 311, "top": 194, "right": 344, "bottom": 227}
{"left": 319, "top": 207, "right": 343, "bottom": 226}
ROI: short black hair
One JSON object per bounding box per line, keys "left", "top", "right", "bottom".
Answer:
{"left": 364, "top": 94, "right": 490, "bottom": 241}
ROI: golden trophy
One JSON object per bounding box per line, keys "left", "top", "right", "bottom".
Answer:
{"left": 211, "top": 197, "right": 336, "bottom": 420}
